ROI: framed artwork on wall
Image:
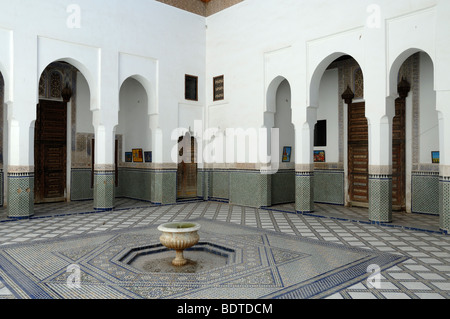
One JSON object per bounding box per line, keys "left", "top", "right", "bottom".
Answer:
{"left": 314, "top": 150, "right": 326, "bottom": 163}
{"left": 144, "top": 151, "right": 152, "bottom": 163}
{"left": 213, "top": 75, "right": 224, "bottom": 101}
{"left": 282, "top": 147, "right": 292, "bottom": 163}
{"left": 432, "top": 151, "right": 440, "bottom": 164}
{"left": 132, "top": 148, "right": 143, "bottom": 163}
{"left": 125, "top": 152, "right": 132, "bottom": 163}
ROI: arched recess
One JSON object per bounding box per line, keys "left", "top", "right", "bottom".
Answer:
{"left": 264, "top": 76, "right": 295, "bottom": 206}
{"left": 35, "top": 60, "right": 93, "bottom": 203}
{"left": 309, "top": 53, "right": 367, "bottom": 207}
{"left": 116, "top": 76, "right": 152, "bottom": 201}
{"left": 389, "top": 49, "right": 439, "bottom": 216}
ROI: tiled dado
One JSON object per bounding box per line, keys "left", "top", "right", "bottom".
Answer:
{"left": 271, "top": 170, "right": 295, "bottom": 205}
{"left": 296, "top": 171, "right": 314, "bottom": 214}
{"left": 313, "top": 170, "right": 345, "bottom": 205}
{"left": 412, "top": 171, "right": 439, "bottom": 215}
{"left": 93, "top": 170, "right": 115, "bottom": 211}
{"left": 368, "top": 174, "right": 392, "bottom": 223}
{"left": 439, "top": 176, "right": 450, "bottom": 234}
{"left": 150, "top": 169, "right": 177, "bottom": 205}
{"left": 229, "top": 170, "right": 270, "bottom": 208}
{"left": 7, "top": 171, "right": 34, "bottom": 218}
{"left": 71, "top": 168, "right": 94, "bottom": 201}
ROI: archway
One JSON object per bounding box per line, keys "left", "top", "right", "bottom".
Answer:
{"left": 310, "top": 54, "right": 366, "bottom": 207}
{"left": 35, "top": 61, "right": 93, "bottom": 204}
{"left": 389, "top": 50, "right": 438, "bottom": 216}
{"left": 266, "top": 77, "right": 295, "bottom": 206}
{"left": 116, "top": 76, "right": 152, "bottom": 201}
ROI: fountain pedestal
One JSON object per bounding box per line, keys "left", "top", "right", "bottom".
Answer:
{"left": 157, "top": 222, "right": 201, "bottom": 266}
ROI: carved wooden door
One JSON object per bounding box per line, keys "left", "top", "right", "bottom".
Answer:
{"left": 348, "top": 102, "right": 369, "bottom": 204}
{"left": 392, "top": 98, "right": 406, "bottom": 210}
{"left": 35, "top": 100, "right": 67, "bottom": 203}
{"left": 177, "top": 134, "right": 197, "bottom": 199}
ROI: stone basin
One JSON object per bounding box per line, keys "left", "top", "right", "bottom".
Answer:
{"left": 157, "top": 222, "right": 201, "bottom": 266}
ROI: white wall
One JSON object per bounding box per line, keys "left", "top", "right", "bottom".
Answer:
{"left": 117, "top": 78, "right": 150, "bottom": 159}
{"left": 316, "top": 69, "right": 339, "bottom": 163}
{"left": 274, "top": 80, "right": 294, "bottom": 166}
{"left": 419, "top": 52, "right": 439, "bottom": 164}
{"left": 76, "top": 72, "right": 94, "bottom": 134}
{"left": 0, "top": 0, "right": 206, "bottom": 166}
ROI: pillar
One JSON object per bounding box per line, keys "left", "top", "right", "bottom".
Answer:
{"left": 93, "top": 124, "right": 115, "bottom": 211}
{"left": 294, "top": 111, "right": 315, "bottom": 214}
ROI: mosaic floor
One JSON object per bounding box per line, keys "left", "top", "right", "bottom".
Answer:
{"left": 0, "top": 200, "right": 449, "bottom": 299}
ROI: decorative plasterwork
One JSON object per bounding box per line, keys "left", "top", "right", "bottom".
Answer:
{"left": 156, "top": 0, "right": 244, "bottom": 17}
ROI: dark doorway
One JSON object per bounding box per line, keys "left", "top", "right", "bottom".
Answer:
{"left": 34, "top": 100, "right": 67, "bottom": 203}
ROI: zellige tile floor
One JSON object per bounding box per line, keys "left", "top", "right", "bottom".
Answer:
{"left": 0, "top": 200, "right": 449, "bottom": 299}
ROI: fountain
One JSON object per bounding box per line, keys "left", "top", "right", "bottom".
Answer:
{"left": 157, "top": 222, "right": 201, "bottom": 266}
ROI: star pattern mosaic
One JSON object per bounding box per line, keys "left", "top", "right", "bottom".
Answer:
{"left": 0, "top": 200, "right": 448, "bottom": 299}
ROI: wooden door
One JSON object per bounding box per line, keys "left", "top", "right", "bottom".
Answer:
{"left": 392, "top": 98, "right": 406, "bottom": 210}
{"left": 348, "top": 102, "right": 369, "bottom": 205}
{"left": 177, "top": 134, "right": 197, "bottom": 199}
{"left": 35, "top": 100, "right": 67, "bottom": 203}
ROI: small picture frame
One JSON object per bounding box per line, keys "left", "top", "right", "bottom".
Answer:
{"left": 125, "top": 152, "right": 132, "bottom": 163}
{"left": 132, "top": 148, "right": 143, "bottom": 163}
{"left": 314, "top": 150, "right": 326, "bottom": 163}
{"left": 144, "top": 151, "right": 152, "bottom": 163}
{"left": 432, "top": 151, "right": 440, "bottom": 164}
{"left": 282, "top": 147, "right": 292, "bottom": 163}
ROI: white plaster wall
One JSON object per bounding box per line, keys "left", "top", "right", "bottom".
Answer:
{"left": 76, "top": 72, "right": 94, "bottom": 134}
{"left": 419, "top": 52, "right": 439, "bottom": 164}
{"left": 117, "top": 78, "right": 150, "bottom": 158}
{"left": 0, "top": 0, "right": 206, "bottom": 165}
{"left": 206, "top": 0, "right": 450, "bottom": 167}
{"left": 274, "top": 80, "right": 294, "bottom": 166}
{"left": 316, "top": 69, "right": 339, "bottom": 163}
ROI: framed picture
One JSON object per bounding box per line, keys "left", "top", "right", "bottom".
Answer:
{"left": 282, "top": 147, "right": 292, "bottom": 163}
{"left": 213, "top": 75, "right": 224, "bottom": 101}
{"left": 314, "top": 150, "right": 326, "bottom": 163}
{"left": 432, "top": 151, "right": 440, "bottom": 164}
{"left": 144, "top": 151, "right": 152, "bottom": 163}
{"left": 125, "top": 152, "right": 132, "bottom": 163}
{"left": 132, "top": 148, "right": 143, "bottom": 163}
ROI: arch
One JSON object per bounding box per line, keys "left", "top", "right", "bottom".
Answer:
{"left": 388, "top": 48, "right": 436, "bottom": 98}
{"left": 265, "top": 75, "right": 289, "bottom": 114}
{"left": 309, "top": 52, "right": 364, "bottom": 108}
{"left": 38, "top": 57, "right": 97, "bottom": 110}
{"left": 308, "top": 52, "right": 364, "bottom": 106}
{"left": 118, "top": 74, "right": 156, "bottom": 116}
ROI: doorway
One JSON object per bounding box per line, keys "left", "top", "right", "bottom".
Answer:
{"left": 177, "top": 133, "right": 197, "bottom": 200}
{"left": 34, "top": 100, "right": 67, "bottom": 203}
{"left": 348, "top": 102, "right": 369, "bottom": 206}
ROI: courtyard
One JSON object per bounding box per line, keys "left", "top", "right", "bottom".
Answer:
{"left": 0, "top": 199, "right": 448, "bottom": 300}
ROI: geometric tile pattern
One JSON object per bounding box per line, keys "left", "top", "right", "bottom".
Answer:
{"left": 369, "top": 175, "right": 393, "bottom": 223}
{"left": 93, "top": 171, "right": 115, "bottom": 211}
{"left": 295, "top": 172, "right": 314, "bottom": 213}
{"left": 313, "top": 170, "right": 344, "bottom": 205}
{"left": 271, "top": 170, "right": 295, "bottom": 205}
{"left": 70, "top": 169, "right": 94, "bottom": 201}
{"left": 0, "top": 218, "right": 406, "bottom": 299}
{"left": 117, "top": 168, "right": 152, "bottom": 202}
{"left": 210, "top": 170, "right": 230, "bottom": 201}
{"left": 151, "top": 170, "right": 177, "bottom": 205}
{"left": 229, "top": 171, "right": 270, "bottom": 208}
{"left": 412, "top": 173, "right": 439, "bottom": 215}
{"left": 440, "top": 177, "right": 450, "bottom": 233}
{"left": 0, "top": 201, "right": 448, "bottom": 299}
{"left": 7, "top": 173, "right": 34, "bottom": 219}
